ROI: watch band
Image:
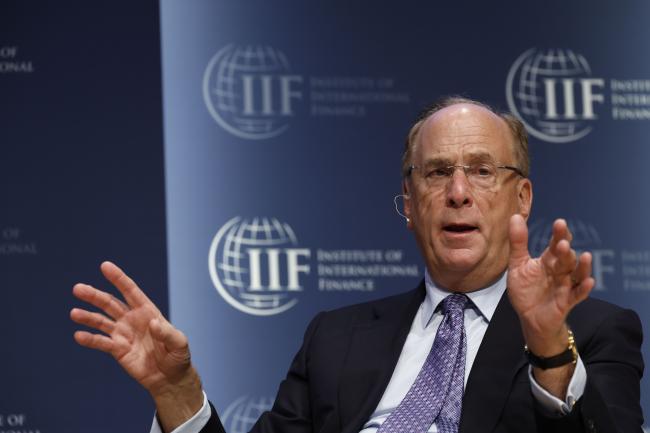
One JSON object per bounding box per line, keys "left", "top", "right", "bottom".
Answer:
{"left": 525, "top": 329, "right": 578, "bottom": 369}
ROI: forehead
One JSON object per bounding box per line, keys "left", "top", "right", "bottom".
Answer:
{"left": 414, "top": 104, "right": 516, "bottom": 162}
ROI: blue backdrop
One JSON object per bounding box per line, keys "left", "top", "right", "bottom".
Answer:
{"left": 3, "top": 1, "right": 650, "bottom": 432}
{"left": 160, "top": 1, "right": 650, "bottom": 431}
{"left": 1, "top": 1, "right": 167, "bottom": 432}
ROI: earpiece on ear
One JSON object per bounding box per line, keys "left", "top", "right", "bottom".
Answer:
{"left": 394, "top": 194, "right": 410, "bottom": 222}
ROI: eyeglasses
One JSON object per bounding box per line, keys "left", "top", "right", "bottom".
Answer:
{"left": 407, "top": 162, "right": 525, "bottom": 190}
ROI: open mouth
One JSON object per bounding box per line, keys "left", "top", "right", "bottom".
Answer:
{"left": 443, "top": 224, "right": 478, "bottom": 233}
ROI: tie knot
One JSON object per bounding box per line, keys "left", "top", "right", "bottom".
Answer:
{"left": 441, "top": 293, "right": 468, "bottom": 314}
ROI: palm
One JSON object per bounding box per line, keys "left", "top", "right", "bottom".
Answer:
{"left": 111, "top": 306, "right": 165, "bottom": 385}
{"left": 508, "top": 255, "right": 569, "bottom": 331}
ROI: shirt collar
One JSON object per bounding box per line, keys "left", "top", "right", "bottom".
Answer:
{"left": 421, "top": 268, "right": 507, "bottom": 328}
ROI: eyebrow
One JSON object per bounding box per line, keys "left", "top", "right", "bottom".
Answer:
{"left": 420, "top": 151, "right": 496, "bottom": 166}
{"left": 421, "top": 156, "right": 454, "bottom": 167}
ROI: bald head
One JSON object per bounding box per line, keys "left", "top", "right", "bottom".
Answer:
{"left": 402, "top": 97, "right": 529, "bottom": 178}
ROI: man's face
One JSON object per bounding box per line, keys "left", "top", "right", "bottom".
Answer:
{"left": 403, "top": 103, "right": 532, "bottom": 291}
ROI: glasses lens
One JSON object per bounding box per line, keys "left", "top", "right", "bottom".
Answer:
{"left": 466, "top": 163, "right": 497, "bottom": 188}
{"left": 420, "top": 164, "right": 452, "bottom": 188}
{"left": 412, "top": 163, "right": 499, "bottom": 190}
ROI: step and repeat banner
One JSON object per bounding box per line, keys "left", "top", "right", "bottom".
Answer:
{"left": 160, "top": 1, "right": 650, "bottom": 432}
{"left": 3, "top": 1, "right": 650, "bottom": 433}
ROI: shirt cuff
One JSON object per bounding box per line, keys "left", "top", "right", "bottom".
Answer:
{"left": 149, "top": 391, "right": 211, "bottom": 433}
{"left": 528, "top": 355, "right": 586, "bottom": 417}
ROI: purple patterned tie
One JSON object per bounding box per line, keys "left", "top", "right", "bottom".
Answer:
{"left": 378, "top": 293, "right": 468, "bottom": 433}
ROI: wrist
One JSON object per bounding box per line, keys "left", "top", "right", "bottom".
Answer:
{"left": 521, "top": 321, "right": 570, "bottom": 357}
{"left": 526, "top": 328, "right": 578, "bottom": 369}
{"left": 151, "top": 367, "right": 204, "bottom": 433}
{"left": 151, "top": 365, "right": 203, "bottom": 402}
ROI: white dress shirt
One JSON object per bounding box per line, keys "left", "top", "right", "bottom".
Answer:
{"left": 152, "top": 271, "right": 586, "bottom": 433}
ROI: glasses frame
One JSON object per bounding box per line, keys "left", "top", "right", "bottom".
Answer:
{"left": 406, "top": 162, "right": 525, "bottom": 190}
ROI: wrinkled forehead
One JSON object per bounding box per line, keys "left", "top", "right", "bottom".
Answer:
{"left": 413, "top": 104, "right": 516, "bottom": 163}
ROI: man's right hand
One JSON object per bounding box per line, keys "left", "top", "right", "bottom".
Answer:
{"left": 70, "top": 261, "right": 204, "bottom": 433}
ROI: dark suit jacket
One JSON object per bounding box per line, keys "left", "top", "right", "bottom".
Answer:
{"left": 201, "top": 282, "right": 644, "bottom": 433}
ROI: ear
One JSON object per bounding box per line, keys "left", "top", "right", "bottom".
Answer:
{"left": 516, "top": 178, "right": 533, "bottom": 221}
{"left": 402, "top": 180, "right": 414, "bottom": 230}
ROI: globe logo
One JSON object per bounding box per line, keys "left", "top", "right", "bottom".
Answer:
{"left": 506, "top": 48, "right": 604, "bottom": 143}
{"left": 208, "top": 217, "right": 310, "bottom": 316}
{"left": 527, "top": 218, "right": 616, "bottom": 291}
{"left": 221, "top": 395, "right": 273, "bottom": 433}
{"left": 529, "top": 218, "right": 602, "bottom": 258}
{"left": 203, "top": 44, "right": 303, "bottom": 140}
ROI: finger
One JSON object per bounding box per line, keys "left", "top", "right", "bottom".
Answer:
{"left": 72, "top": 283, "right": 129, "bottom": 319}
{"left": 508, "top": 214, "right": 530, "bottom": 267}
{"left": 70, "top": 308, "right": 115, "bottom": 335}
{"left": 551, "top": 239, "right": 577, "bottom": 276}
{"left": 548, "top": 219, "right": 573, "bottom": 253}
{"left": 74, "top": 330, "right": 114, "bottom": 354}
{"left": 570, "top": 276, "right": 594, "bottom": 305}
{"left": 149, "top": 318, "right": 189, "bottom": 353}
{"left": 573, "top": 252, "right": 593, "bottom": 283}
{"left": 541, "top": 220, "right": 573, "bottom": 270}
{"left": 100, "top": 261, "right": 153, "bottom": 309}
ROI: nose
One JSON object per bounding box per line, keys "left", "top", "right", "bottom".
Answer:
{"left": 445, "top": 169, "right": 473, "bottom": 208}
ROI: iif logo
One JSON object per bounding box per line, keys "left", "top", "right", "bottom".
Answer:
{"left": 506, "top": 48, "right": 605, "bottom": 143}
{"left": 203, "top": 45, "right": 303, "bottom": 140}
{"left": 208, "top": 217, "right": 311, "bottom": 316}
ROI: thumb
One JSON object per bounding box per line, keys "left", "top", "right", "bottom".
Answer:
{"left": 509, "top": 214, "right": 530, "bottom": 267}
{"left": 149, "top": 318, "right": 189, "bottom": 354}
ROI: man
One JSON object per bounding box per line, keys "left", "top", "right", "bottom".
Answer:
{"left": 70, "top": 97, "right": 644, "bottom": 433}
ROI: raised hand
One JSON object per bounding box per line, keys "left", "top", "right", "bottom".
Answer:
{"left": 506, "top": 215, "right": 595, "bottom": 398}
{"left": 507, "top": 215, "right": 594, "bottom": 340}
{"left": 70, "top": 261, "right": 203, "bottom": 432}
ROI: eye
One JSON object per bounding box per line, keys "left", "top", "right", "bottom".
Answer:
{"left": 473, "top": 163, "right": 494, "bottom": 177}
{"left": 427, "top": 166, "right": 451, "bottom": 178}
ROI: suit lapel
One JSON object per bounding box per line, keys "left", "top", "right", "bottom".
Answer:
{"left": 338, "top": 283, "right": 425, "bottom": 433}
{"left": 459, "top": 290, "right": 527, "bottom": 433}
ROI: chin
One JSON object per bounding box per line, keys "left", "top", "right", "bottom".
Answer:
{"left": 439, "top": 249, "right": 484, "bottom": 272}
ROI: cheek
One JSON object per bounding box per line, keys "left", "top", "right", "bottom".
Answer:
{"left": 413, "top": 190, "right": 441, "bottom": 219}
{"left": 480, "top": 193, "right": 517, "bottom": 241}
{"left": 410, "top": 194, "right": 441, "bottom": 247}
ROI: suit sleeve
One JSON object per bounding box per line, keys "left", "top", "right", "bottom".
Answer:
{"left": 199, "top": 312, "right": 326, "bottom": 433}
{"left": 535, "top": 307, "right": 645, "bottom": 433}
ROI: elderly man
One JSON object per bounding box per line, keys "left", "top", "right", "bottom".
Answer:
{"left": 71, "top": 97, "right": 644, "bottom": 433}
